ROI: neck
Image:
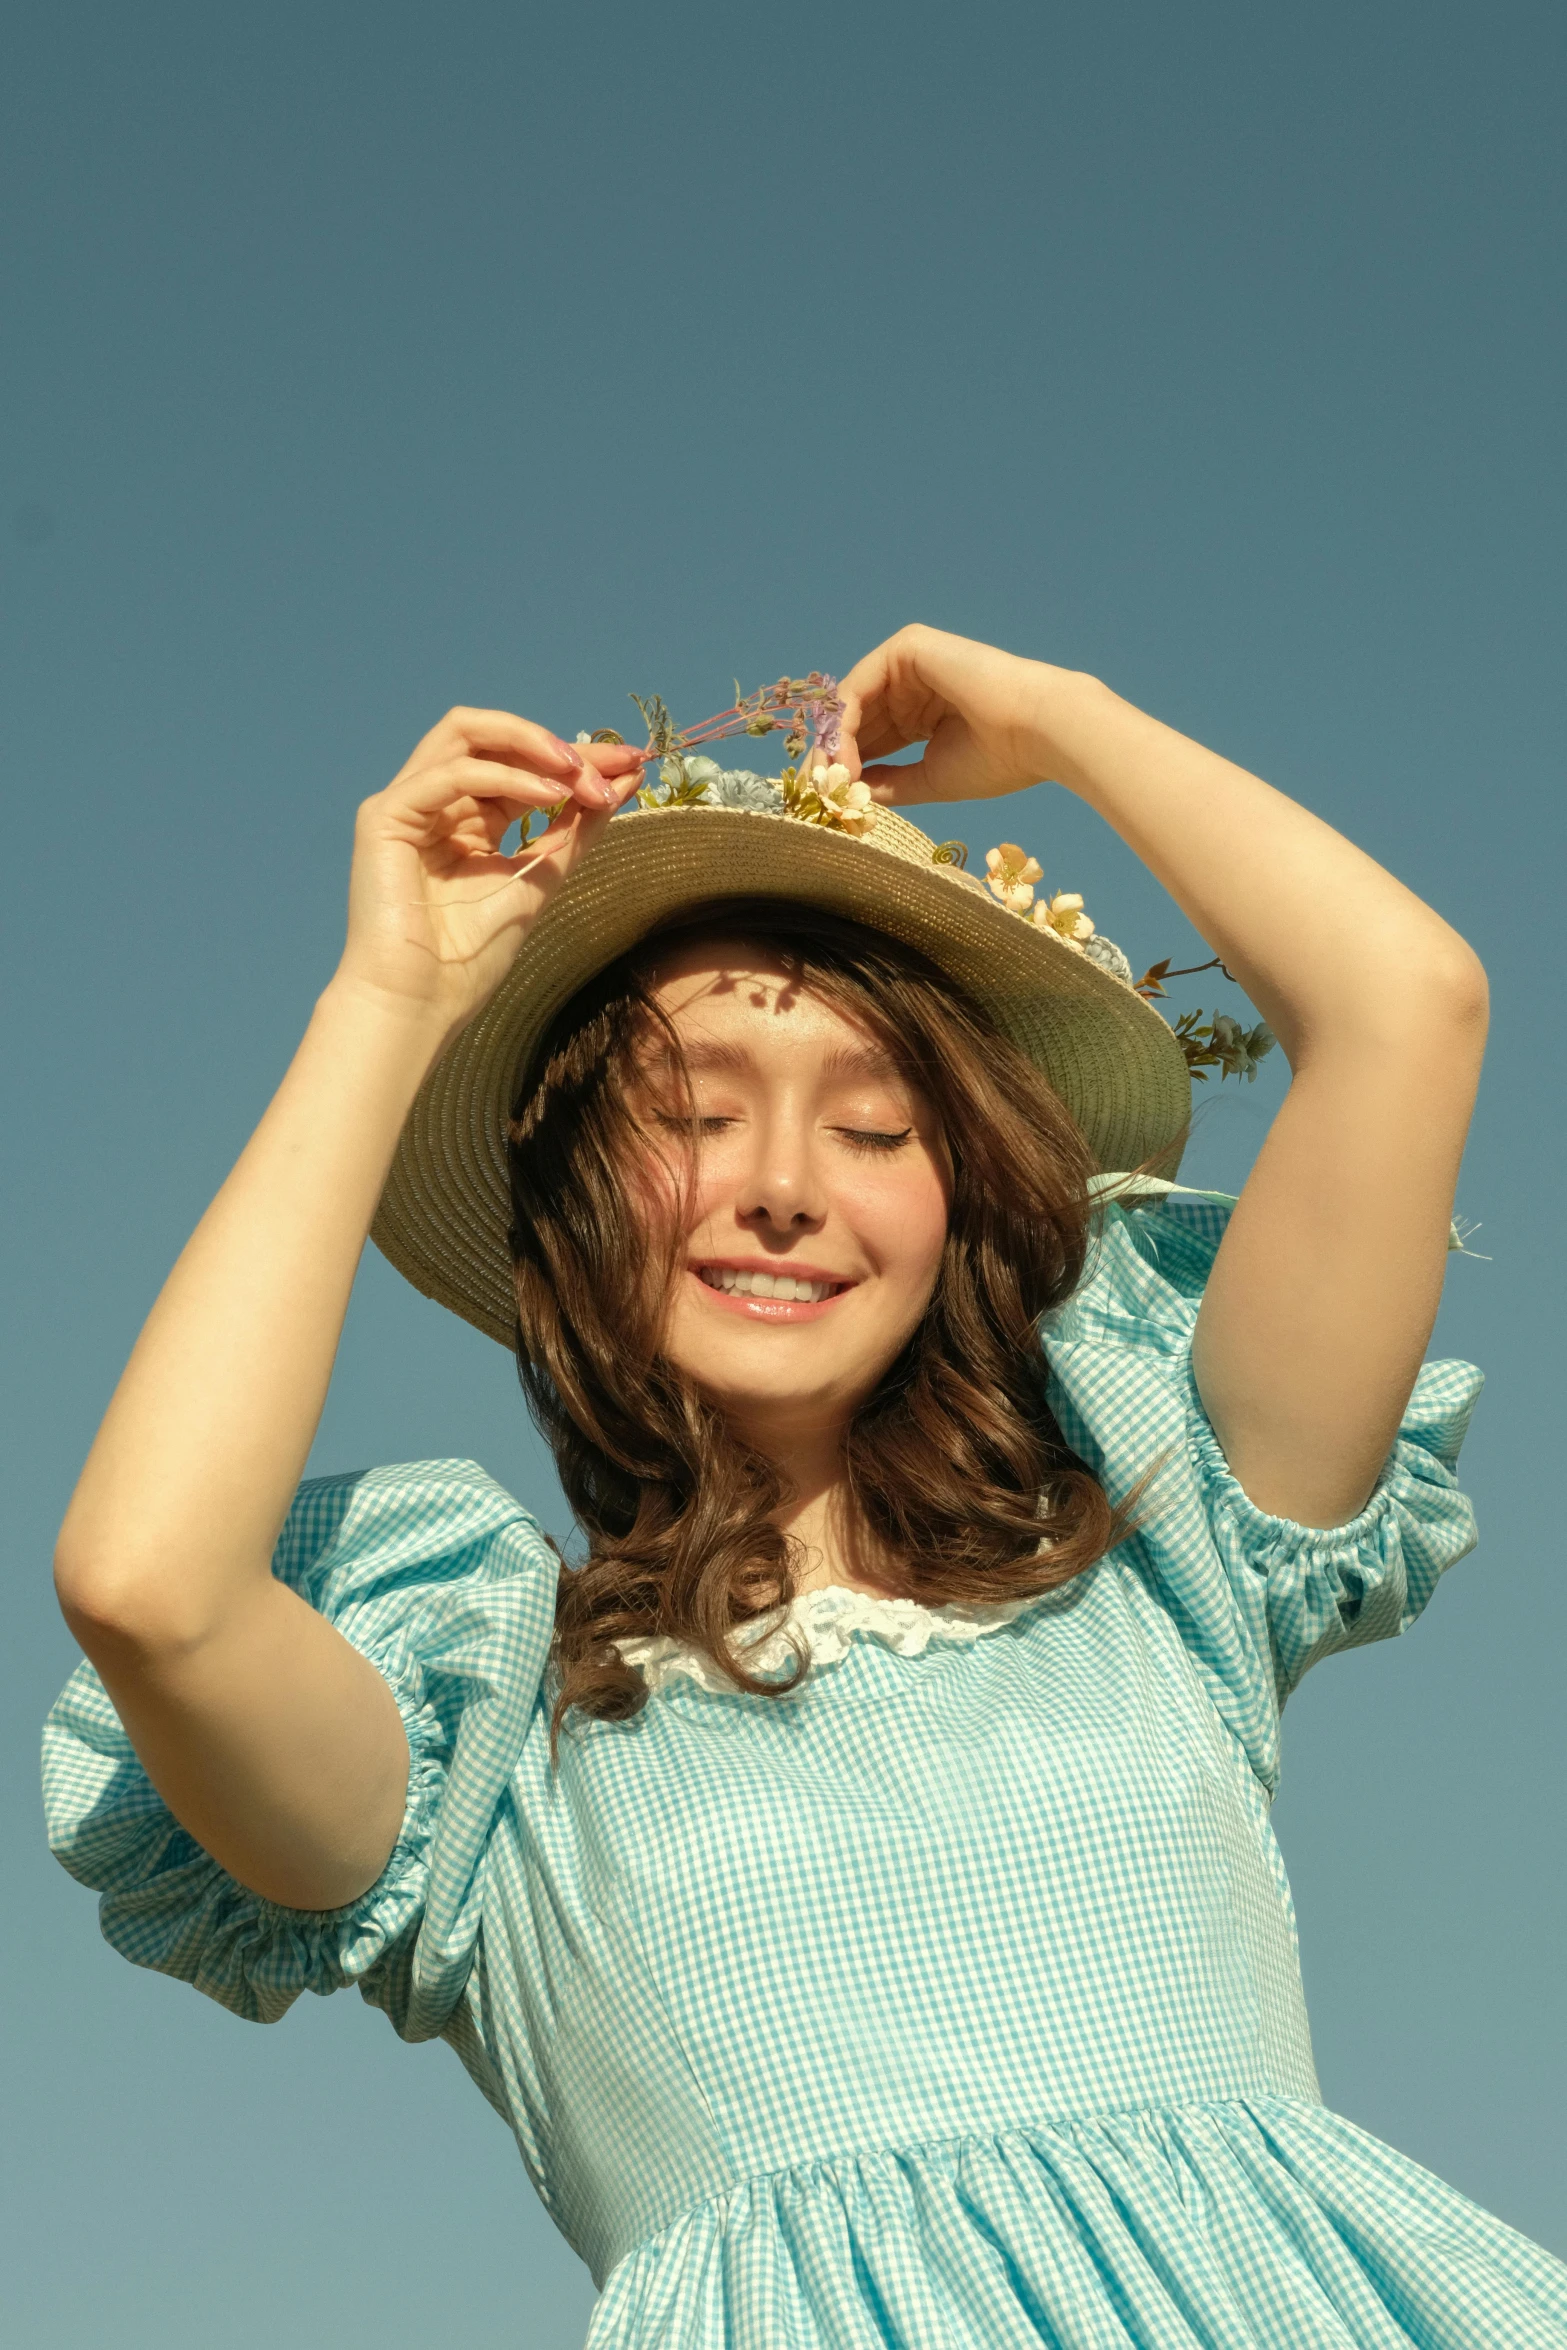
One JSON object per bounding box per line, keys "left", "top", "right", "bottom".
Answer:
{"left": 731, "top": 1405, "right": 893, "bottom": 1597}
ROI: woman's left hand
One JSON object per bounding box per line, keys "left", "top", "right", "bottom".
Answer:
{"left": 838, "top": 626, "right": 1072, "bottom": 803}
{"left": 841, "top": 620, "right": 1489, "bottom": 1534}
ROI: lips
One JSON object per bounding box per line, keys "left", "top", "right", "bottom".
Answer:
{"left": 688, "top": 1261, "right": 855, "bottom": 1321}
{"left": 697, "top": 1266, "right": 844, "bottom": 1303}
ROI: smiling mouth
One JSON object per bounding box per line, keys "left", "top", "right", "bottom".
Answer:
{"left": 695, "top": 1265, "right": 850, "bottom": 1304}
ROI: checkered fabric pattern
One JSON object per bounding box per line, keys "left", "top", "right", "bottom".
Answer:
{"left": 43, "top": 1200, "right": 1567, "bottom": 2346}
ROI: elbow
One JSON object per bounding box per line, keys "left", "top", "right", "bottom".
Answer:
{"left": 1358, "top": 924, "right": 1488, "bottom": 1060}
{"left": 54, "top": 1536, "right": 216, "bottom": 1663}
{"left": 54, "top": 1540, "right": 149, "bottom": 1657}
{"left": 1421, "top": 930, "right": 1489, "bottom": 1057}
{"left": 1288, "top": 928, "right": 1488, "bottom": 1090}
{"left": 1426, "top": 924, "right": 1488, "bottom": 1018}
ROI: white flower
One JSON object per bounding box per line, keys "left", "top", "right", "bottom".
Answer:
{"left": 984, "top": 843, "right": 1044, "bottom": 912}
{"left": 809, "top": 761, "right": 877, "bottom": 836}
{"left": 1032, "top": 889, "right": 1095, "bottom": 950}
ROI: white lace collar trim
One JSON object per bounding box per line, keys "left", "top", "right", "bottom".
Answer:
{"left": 616, "top": 1582, "right": 1043, "bottom": 1697}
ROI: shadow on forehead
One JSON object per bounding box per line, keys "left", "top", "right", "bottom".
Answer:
{"left": 625, "top": 903, "right": 948, "bottom": 1094}
{"left": 639, "top": 958, "right": 906, "bottom": 1082}
{"left": 644, "top": 936, "right": 807, "bottom": 1010}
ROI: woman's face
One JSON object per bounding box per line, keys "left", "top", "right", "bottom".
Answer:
{"left": 640, "top": 940, "right": 951, "bottom": 1440}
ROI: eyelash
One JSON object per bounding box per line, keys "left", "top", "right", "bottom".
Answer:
{"left": 836, "top": 1126, "right": 913, "bottom": 1153}
{"left": 653, "top": 1115, "right": 913, "bottom": 1153}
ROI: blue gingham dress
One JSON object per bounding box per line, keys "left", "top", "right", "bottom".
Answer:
{"left": 43, "top": 1199, "right": 1567, "bottom": 2347}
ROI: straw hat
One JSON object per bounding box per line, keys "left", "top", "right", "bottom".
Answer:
{"left": 370, "top": 796, "right": 1191, "bottom": 1346}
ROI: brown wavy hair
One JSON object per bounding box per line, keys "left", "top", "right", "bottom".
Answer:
{"left": 506, "top": 901, "right": 1127, "bottom": 1744}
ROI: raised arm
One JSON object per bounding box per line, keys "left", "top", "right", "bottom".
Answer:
{"left": 53, "top": 714, "right": 641, "bottom": 1908}
{"left": 840, "top": 626, "right": 1487, "bottom": 1527}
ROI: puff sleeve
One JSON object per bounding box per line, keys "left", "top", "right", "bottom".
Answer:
{"left": 1042, "top": 1196, "right": 1483, "bottom": 1794}
{"left": 42, "top": 1460, "right": 558, "bottom": 2038}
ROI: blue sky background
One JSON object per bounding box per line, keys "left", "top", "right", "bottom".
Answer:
{"left": 3, "top": 1, "right": 1563, "bottom": 2341}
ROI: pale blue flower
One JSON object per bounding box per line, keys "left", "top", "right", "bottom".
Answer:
{"left": 705, "top": 769, "right": 786, "bottom": 814}
{"left": 1082, "top": 933, "right": 1135, "bottom": 987}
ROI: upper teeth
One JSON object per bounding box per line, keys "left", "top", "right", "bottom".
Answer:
{"left": 700, "top": 1268, "right": 839, "bottom": 1303}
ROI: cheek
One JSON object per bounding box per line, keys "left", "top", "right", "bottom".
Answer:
{"left": 623, "top": 1136, "right": 694, "bottom": 1237}
{"left": 681, "top": 1134, "right": 755, "bottom": 1228}
{"left": 852, "top": 1157, "right": 950, "bottom": 1292}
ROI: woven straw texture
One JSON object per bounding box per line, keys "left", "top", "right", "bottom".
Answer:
{"left": 370, "top": 802, "right": 1191, "bottom": 1346}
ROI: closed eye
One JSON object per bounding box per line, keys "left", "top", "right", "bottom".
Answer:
{"left": 833, "top": 1126, "right": 914, "bottom": 1153}
{"left": 654, "top": 1112, "right": 736, "bottom": 1135}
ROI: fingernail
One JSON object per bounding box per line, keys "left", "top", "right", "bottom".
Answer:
{"left": 549, "top": 734, "right": 584, "bottom": 771}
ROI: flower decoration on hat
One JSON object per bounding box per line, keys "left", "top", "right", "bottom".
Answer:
{"left": 783, "top": 760, "right": 877, "bottom": 836}
{"left": 619, "top": 674, "right": 872, "bottom": 819}
{"left": 977, "top": 832, "right": 1274, "bottom": 1079}
{"left": 984, "top": 843, "right": 1044, "bottom": 912}
{"left": 1034, "top": 890, "right": 1095, "bottom": 948}
{"left": 982, "top": 850, "right": 1095, "bottom": 955}
{"left": 578, "top": 669, "right": 1278, "bottom": 1088}
{"left": 1132, "top": 957, "right": 1276, "bottom": 1082}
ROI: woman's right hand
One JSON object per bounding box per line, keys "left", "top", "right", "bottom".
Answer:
{"left": 53, "top": 704, "right": 645, "bottom": 1914}
{"left": 336, "top": 707, "right": 645, "bottom": 1038}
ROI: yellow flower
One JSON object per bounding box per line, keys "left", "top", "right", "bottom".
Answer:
{"left": 1032, "top": 890, "right": 1095, "bottom": 950}
{"left": 984, "top": 843, "right": 1044, "bottom": 912}
{"left": 808, "top": 762, "right": 878, "bottom": 836}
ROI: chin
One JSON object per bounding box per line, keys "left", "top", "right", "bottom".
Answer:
{"left": 664, "top": 1332, "right": 863, "bottom": 1421}
{"left": 684, "top": 1356, "right": 859, "bottom": 1419}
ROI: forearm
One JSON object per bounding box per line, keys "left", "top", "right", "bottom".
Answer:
{"left": 56, "top": 976, "right": 449, "bottom": 1644}
{"left": 847, "top": 627, "right": 1487, "bottom": 1523}
{"left": 1023, "top": 668, "right": 1480, "bottom": 1059}
{"left": 1025, "top": 665, "right": 1487, "bottom": 1518}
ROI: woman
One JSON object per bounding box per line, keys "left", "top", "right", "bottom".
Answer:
{"left": 44, "top": 627, "right": 1565, "bottom": 2345}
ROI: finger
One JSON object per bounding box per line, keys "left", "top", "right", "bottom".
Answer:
{"left": 839, "top": 629, "right": 945, "bottom": 765}
{"left": 385, "top": 755, "right": 601, "bottom": 824}
{"left": 838, "top": 683, "right": 926, "bottom": 769}
{"left": 835, "top": 656, "right": 882, "bottom": 782}
{"left": 571, "top": 738, "right": 648, "bottom": 808}
{"left": 399, "top": 707, "right": 600, "bottom": 790}
{"left": 450, "top": 795, "right": 534, "bottom": 856}
{"left": 861, "top": 759, "right": 936, "bottom": 805}
{"left": 577, "top": 740, "right": 646, "bottom": 779}
{"left": 837, "top": 642, "right": 893, "bottom": 716}
{"left": 855, "top": 720, "right": 926, "bottom": 765}
{"left": 506, "top": 800, "right": 611, "bottom": 899}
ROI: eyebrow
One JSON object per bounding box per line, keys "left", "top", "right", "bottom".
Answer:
{"left": 658, "top": 1037, "right": 906, "bottom": 1083}
{"left": 819, "top": 1040, "right": 904, "bottom": 1084}
{"left": 665, "top": 1038, "right": 749, "bottom": 1075}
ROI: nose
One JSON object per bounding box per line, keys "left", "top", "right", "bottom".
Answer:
{"left": 735, "top": 1106, "right": 827, "bottom": 1234}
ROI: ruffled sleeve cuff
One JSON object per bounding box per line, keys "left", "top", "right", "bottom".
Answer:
{"left": 42, "top": 1460, "right": 560, "bottom": 2030}
{"left": 1043, "top": 1198, "right": 1486, "bottom": 1781}
{"left": 1188, "top": 1356, "right": 1484, "bottom": 1701}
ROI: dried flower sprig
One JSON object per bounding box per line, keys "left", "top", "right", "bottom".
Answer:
{"left": 1168, "top": 1008, "right": 1276, "bottom": 1083}
{"left": 629, "top": 674, "right": 845, "bottom": 782}
{"left": 1132, "top": 954, "right": 1236, "bottom": 999}
{"left": 1132, "top": 954, "right": 1275, "bottom": 1082}
{"left": 619, "top": 675, "right": 870, "bottom": 831}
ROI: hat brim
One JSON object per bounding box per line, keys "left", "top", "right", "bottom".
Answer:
{"left": 370, "top": 803, "right": 1191, "bottom": 1347}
